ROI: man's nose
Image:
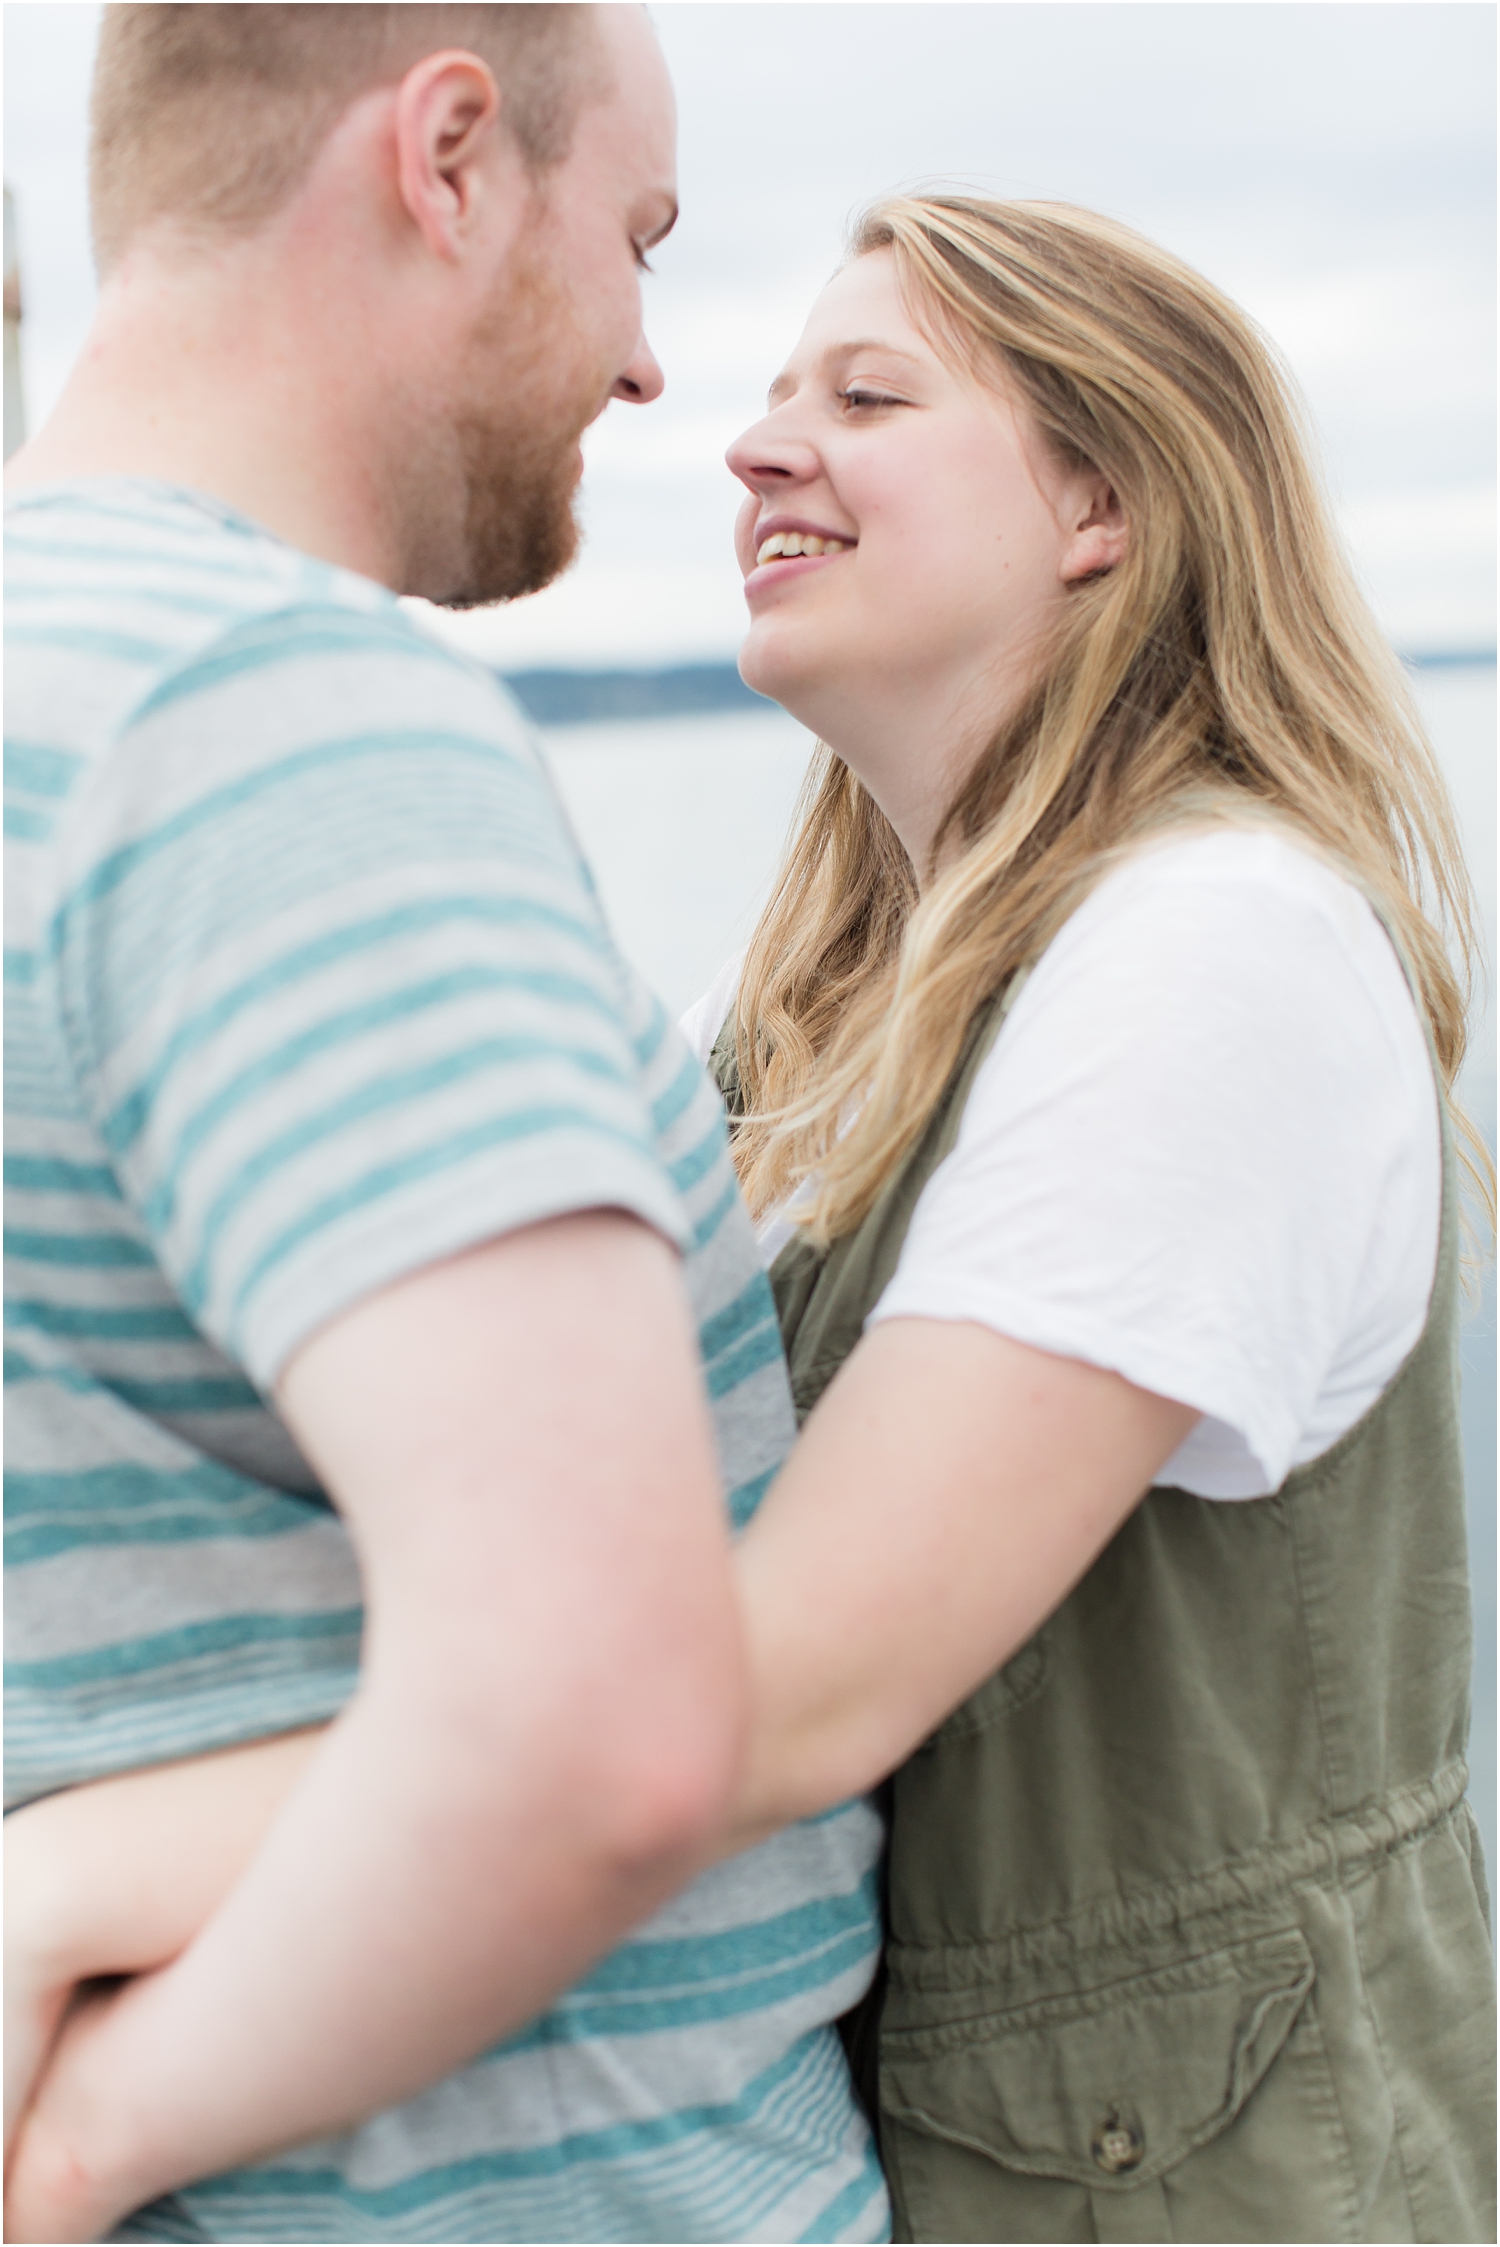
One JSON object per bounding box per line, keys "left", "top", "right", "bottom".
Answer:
{"left": 612, "top": 333, "right": 665, "bottom": 405}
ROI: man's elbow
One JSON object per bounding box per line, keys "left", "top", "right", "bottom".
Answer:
{"left": 417, "top": 1627, "right": 748, "bottom": 1882}
{"left": 583, "top": 1642, "right": 748, "bottom": 1877}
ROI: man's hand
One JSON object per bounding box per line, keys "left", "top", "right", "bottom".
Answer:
{"left": 3, "top": 1212, "right": 746, "bottom": 2239}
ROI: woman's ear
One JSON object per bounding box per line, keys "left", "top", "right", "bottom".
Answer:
{"left": 1060, "top": 475, "right": 1128, "bottom": 582}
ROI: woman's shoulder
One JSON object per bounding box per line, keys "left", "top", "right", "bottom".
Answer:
{"left": 1035, "top": 822, "right": 1426, "bottom": 1060}
{"left": 1082, "top": 822, "right": 1384, "bottom": 932}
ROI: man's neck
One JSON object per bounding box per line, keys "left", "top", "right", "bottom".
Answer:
{"left": 5, "top": 248, "right": 418, "bottom": 590}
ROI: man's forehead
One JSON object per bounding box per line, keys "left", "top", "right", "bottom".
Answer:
{"left": 579, "top": 6, "right": 676, "bottom": 190}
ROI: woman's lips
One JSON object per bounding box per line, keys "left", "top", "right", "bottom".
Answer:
{"left": 743, "top": 548, "right": 851, "bottom": 601}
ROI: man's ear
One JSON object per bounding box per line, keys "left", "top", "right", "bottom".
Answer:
{"left": 1060, "top": 474, "right": 1128, "bottom": 583}
{"left": 393, "top": 49, "right": 512, "bottom": 261}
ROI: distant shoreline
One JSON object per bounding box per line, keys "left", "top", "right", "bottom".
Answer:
{"left": 504, "top": 652, "right": 1496, "bottom": 728}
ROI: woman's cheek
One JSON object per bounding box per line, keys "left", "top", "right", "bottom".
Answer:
{"left": 733, "top": 494, "right": 761, "bottom": 578}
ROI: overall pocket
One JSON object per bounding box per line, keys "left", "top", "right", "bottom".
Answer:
{"left": 879, "top": 1926, "right": 1359, "bottom": 2244}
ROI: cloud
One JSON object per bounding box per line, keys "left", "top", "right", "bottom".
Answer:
{"left": 5, "top": 0, "right": 1493, "bottom": 663}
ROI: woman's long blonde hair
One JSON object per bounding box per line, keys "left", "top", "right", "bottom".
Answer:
{"left": 731, "top": 195, "right": 1492, "bottom": 1245}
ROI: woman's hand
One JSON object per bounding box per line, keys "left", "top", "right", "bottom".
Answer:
{"left": 3, "top": 1731, "right": 324, "bottom": 2168}
{"left": 4, "top": 1966, "right": 73, "bottom": 2168}
{"left": 4, "top": 1983, "right": 154, "bottom": 2244}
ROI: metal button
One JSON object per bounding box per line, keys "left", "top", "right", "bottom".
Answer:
{"left": 1091, "top": 2119, "right": 1144, "bottom": 2174}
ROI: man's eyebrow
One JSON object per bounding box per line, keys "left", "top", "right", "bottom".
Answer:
{"left": 766, "top": 339, "right": 927, "bottom": 408}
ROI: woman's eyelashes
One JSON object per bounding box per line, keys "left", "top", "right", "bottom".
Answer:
{"left": 837, "top": 386, "right": 909, "bottom": 412}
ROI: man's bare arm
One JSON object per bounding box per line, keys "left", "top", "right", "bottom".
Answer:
{"left": 4, "top": 1211, "right": 746, "bottom": 2244}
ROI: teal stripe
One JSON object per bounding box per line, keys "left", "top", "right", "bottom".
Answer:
{"left": 670, "top": 1114, "right": 730, "bottom": 1197}
{"left": 102, "top": 899, "right": 608, "bottom": 1156}
{"left": 164, "top": 1034, "right": 636, "bottom": 1298}
{"left": 571, "top": 1883, "right": 880, "bottom": 1995}
{"left": 48, "top": 730, "right": 530, "bottom": 960}
{"left": 706, "top": 1317, "right": 784, "bottom": 1401}
{"left": 221, "top": 1102, "right": 665, "bottom": 1334}
{"left": 509, "top": 1928, "right": 877, "bottom": 2042}
{"left": 699, "top": 1273, "right": 778, "bottom": 1362}
{"left": 179, "top": 2033, "right": 823, "bottom": 2218}
{"left": 135, "top": 991, "right": 625, "bottom": 1208}
{"left": 4, "top": 949, "right": 40, "bottom": 986}
{"left": 728, "top": 1465, "right": 775, "bottom": 1532}
{"left": 5, "top": 1461, "right": 329, "bottom": 1565}
{"left": 4, "top": 533, "right": 292, "bottom": 581}
{"left": 6, "top": 1673, "right": 359, "bottom": 1819}
{"left": 4, "top": 1153, "right": 122, "bottom": 1198}
{"left": 6, "top": 1298, "right": 197, "bottom": 1343}
{"left": 5, "top": 1227, "right": 155, "bottom": 1269}
{"left": 627, "top": 987, "right": 672, "bottom": 1065}
{"left": 4, "top": 1350, "right": 261, "bottom": 1415}
{"left": 5, "top": 742, "right": 84, "bottom": 796}
{"left": 692, "top": 1174, "right": 742, "bottom": 1251}
{"left": 799, "top": 2144, "right": 888, "bottom": 2244}
{"left": 9, "top": 624, "right": 177, "bottom": 662}
{"left": 6, "top": 581, "right": 246, "bottom": 620}
{"left": 114, "top": 1374, "right": 265, "bottom": 1414}
{"left": 4, "top": 804, "right": 53, "bottom": 841}
{"left": 651, "top": 1046, "right": 711, "bottom": 1137}
{"left": 127, "top": 607, "right": 459, "bottom": 725}
{"left": 5, "top": 1606, "right": 362, "bottom": 1690}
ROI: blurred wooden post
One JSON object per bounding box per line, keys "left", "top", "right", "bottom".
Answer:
{"left": 4, "top": 183, "right": 25, "bottom": 461}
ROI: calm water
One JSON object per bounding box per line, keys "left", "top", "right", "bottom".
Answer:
{"left": 546, "top": 664, "right": 1498, "bottom": 1877}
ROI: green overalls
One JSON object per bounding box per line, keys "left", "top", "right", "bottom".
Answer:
{"left": 712, "top": 982, "right": 1494, "bottom": 2245}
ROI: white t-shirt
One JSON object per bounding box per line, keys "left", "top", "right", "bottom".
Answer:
{"left": 680, "top": 828, "right": 1441, "bottom": 1501}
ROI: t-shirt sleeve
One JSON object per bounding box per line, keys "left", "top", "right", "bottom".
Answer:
{"left": 51, "top": 603, "right": 688, "bottom": 1388}
{"left": 679, "top": 951, "right": 745, "bottom": 1067}
{"left": 868, "top": 831, "right": 1439, "bottom": 1492}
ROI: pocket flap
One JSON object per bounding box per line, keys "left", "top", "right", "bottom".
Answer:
{"left": 881, "top": 1927, "right": 1314, "bottom": 2190}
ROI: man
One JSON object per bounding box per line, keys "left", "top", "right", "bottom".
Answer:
{"left": 3, "top": 7, "right": 886, "bottom": 2238}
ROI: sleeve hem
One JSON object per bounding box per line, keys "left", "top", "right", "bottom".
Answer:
{"left": 237, "top": 1150, "right": 690, "bottom": 1391}
{"left": 866, "top": 1279, "right": 1294, "bottom": 1489}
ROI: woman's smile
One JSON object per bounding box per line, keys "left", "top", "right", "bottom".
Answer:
{"left": 744, "top": 516, "right": 857, "bottom": 599}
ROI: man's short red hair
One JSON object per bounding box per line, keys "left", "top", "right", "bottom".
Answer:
{"left": 90, "top": 4, "right": 606, "bottom": 271}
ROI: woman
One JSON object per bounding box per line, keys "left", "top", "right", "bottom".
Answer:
{"left": 8, "top": 197, "right": 1493, "bottom": 2243}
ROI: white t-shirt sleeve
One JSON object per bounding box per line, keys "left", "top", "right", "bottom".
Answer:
{"left": 869, "top": 829, "right": 1441, "bottom": 1498}
{"left": 680, "top": 950, "right": 746, "bottom": 1068}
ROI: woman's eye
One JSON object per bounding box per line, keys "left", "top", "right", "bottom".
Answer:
{"left": 838, "top": 388, "right": 905, "bottom": 412}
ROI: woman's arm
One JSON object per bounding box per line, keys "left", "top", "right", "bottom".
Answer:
{"left": 728, "top": 1316, "right": 1197, "bottom": 1846}
{"left": 4, "top": 1313, "right": 1188, "bottom": 2214}
{"left": 5, "top": 1730, "right": 323, "bottom": 2152}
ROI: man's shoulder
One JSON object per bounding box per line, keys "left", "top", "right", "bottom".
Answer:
{"left": 7, "top": 478, "right": 531, "bottom": 735}
{"left": 6, "top": 479, "right": 542, "bottom": 838}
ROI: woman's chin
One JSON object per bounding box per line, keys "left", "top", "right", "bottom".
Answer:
{"left": 737, "top": 623, "right": 819, "bottom": 719}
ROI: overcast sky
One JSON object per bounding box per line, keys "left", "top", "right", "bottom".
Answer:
{"left": 4, "top": 1, "right": 1495, "bottom": 669}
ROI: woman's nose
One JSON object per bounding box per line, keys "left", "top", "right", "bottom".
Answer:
{"left": 726, "top": 414, "right": 819, "bottom": 495}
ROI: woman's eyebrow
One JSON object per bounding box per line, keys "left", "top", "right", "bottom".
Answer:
{"left": 766, "top": 341, "right": 927, "bottom": 408}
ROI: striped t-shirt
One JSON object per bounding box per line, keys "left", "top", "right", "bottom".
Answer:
{"left": 4, "top": 481, "right": 887, "bottom": 2245}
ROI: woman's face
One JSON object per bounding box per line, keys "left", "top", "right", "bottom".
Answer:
{"left": 727, "top": 251, "right": 1121, "bottom": 855}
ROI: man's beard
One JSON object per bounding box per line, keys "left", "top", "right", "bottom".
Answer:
{"left": 439, "top": 246, "right": 603, "bottom": 611}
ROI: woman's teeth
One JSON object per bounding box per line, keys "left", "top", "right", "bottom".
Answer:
{"left": 755, "top": 532, "right": 850, "bottom": 565}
